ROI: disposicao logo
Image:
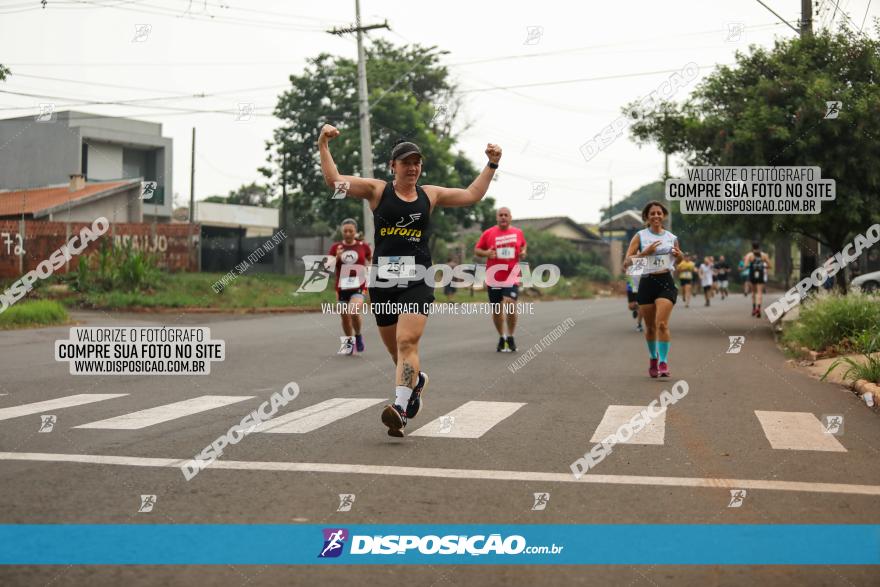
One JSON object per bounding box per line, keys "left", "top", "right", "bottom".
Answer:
{"left": 318, "top": 528, "right": 348, "bottom": 558}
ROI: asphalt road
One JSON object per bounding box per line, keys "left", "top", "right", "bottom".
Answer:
{"left": 1, "top": 293, "right": 878, "bottom": 586}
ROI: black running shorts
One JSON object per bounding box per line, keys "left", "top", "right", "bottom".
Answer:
{"left": 636, "top": 272, "right": 678, "bottom": 305}
{"left": 337, "top": 289, "right": 365, "bottom": 303}
{"left": 368, "top": 283, "right": 435, "bottom": 327}
{"left": 488, "top": 284, "right": 519, "bottom": 305}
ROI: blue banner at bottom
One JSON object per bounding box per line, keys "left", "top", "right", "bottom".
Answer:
{"left": 0, "top": 525, "right": 878, "bottom": 565}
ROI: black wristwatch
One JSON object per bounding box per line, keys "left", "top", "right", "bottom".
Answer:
{"left": 487, "top": 162, "right": 499, "bottom": 169}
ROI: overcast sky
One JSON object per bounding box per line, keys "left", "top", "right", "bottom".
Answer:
{"left": 1, "top": 0, "right": 877, "bottom": 224}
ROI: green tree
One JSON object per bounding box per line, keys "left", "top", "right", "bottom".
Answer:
{"left": 627, "top": 27, "right": 880, "bottom": 290}
{"left": 604, "top": 180, "right": 748, "bottom": 259}
{"left": 0, "top": 65, "right": 9, "bottom": 82}
{"left": 602, "top": 181, "right": 664, "bottom": 220}
{"left": 262, "top": 40, "right": 495, "bottom": 255}
{"left": 203, "top": 182, "right": 271, "bottom": 207}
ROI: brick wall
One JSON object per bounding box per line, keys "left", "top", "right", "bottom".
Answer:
{"left": 0, "top": 220, "right": 198, "bottom": 278}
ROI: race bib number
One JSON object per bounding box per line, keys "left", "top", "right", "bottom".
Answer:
{"left": 377, "top": 256, "right": 417, "bottom": 280}
{"left": 628, "top": 254, "right": 673, "bottom": 276}
{"left": 339, "top": 275, "right": 361, "bottom": 289}
{"left": 679, "top": 271, "right": 693, "bottom": 280}
{"left": 496, "top": 247, "right": 515, "bottom": 260}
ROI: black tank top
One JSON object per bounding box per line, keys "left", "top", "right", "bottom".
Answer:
{"left": 373, "top": 181, "right": 432, "bottom": 270}
{"left": 749, "top": 251, "right": 765, "bottom": 280}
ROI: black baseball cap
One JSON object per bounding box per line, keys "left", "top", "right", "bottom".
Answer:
{"left": 391, "top": 141, "right": 422, "bottom": 161}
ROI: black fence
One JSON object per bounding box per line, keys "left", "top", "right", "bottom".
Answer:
{"left": 201, "top": 235, "right": 282, "bottom": 274}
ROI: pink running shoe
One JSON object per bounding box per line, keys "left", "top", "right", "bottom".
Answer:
{"left": 649, "top": 358, "right": 659, "bottom": 378}
{"left": 658, "top": 361, "right": 670, "bottom": 377}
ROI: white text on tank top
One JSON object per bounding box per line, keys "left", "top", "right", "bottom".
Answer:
{"left": 638, "top": 228, "right": 676, "bottom": 275}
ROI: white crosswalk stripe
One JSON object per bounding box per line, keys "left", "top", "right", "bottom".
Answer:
{"left": 255, "top": 398, "right": 385, "bottom": 434}
{"left": 74, "top": 396, "right": 255, "bottom": 430}
{"left": 0, "top": 394, "right": 128, "bottom": 422}
{"left": 409, "top": 401, "right": 526, "bottom": 438}
{"left": 590, "top": 405, "right": 667, "bottom": 445}
{"left": 755, "top": 411, "right": 847, "bottom": 452}
{"left": 1, "top": 393, "right": 859, "bottom": 459}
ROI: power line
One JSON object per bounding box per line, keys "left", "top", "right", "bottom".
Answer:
{"left": 168, "top": 0, "right": 346, "bottom": 25}
{"left": 753, "top": 0, "right": 800, "bottom": 33}
{"left": 826, "top": 0, "right": 871, "bottom": 35}
{"left": 0, "top": 88, "right": 276, "bottom": 117}
{"left": 9, "top": 72, "right": 286, "bottom": 97}
{"left": 861, "top": 0, "right": 874, "bottom": 30}
{"left": 4, "top": 60, "right": 305, "bottom": 68}
{"left": 0, "top": 0, "right": 342, "bottom": 33}
{"left": 0, "top": 105, "right": 274, "bottom": 120}
{"left": 457, "top": 65, "right": 721, "bottom": 94}
{"left": 446, "top": 22, "right": 791, "bottom": 67}
{"left": 0, "top": 0, "right": 344, "bottom": 25}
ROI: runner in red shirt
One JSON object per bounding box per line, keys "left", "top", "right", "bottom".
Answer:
{"left": 327, "top": 218, "right": 372, "bottom": 355}
{"left": 475, "top": 207, "right": 527, "bottom": 352}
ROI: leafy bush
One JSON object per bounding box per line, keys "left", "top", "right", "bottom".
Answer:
{"left": 577, "top": 264, "right": 613, "bottom": 282}
{"left": 73, "top": 240, "right": 163, "bottom": 293}
{"left": 782, "top": 294, "right": 880, "bottom": 352}
{"left": 849, "top": 330, "right": 880, "bottom": 354}
{"left": 520, "top": 229, "right": 599, "bottom": 276}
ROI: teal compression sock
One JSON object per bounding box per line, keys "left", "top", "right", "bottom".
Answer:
{"left": 658, "top": 341, "right": 670, "bottom": 363}
{"left": 646, "top": 340, "right": 658, "bottom": 360}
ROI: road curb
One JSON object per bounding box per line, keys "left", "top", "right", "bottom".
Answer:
{"left": 852, "top": 379, "right": 880, "bottom": 412}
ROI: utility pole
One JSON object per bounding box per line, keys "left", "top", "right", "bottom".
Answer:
{"left": 664, "top": 150, "right": 671, "bottom": 231}
{"left": 328, "top": 3, "right": 389, "bottom": 248}
{"left": 800, "top": 0, "right": 812, "bottom": 38}
{"left": 608, "top": 179, "right": 612, "bottom": 217}
{"left": 189, "top": 127, "right": 196, "bottom": 225}
{"left": 281, "top": 149, "right": 288, "bottom": 273}
{"left": 190, "top": 127, "right": 200, "bottom": 272}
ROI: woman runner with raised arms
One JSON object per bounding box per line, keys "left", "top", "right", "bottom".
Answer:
{"left": 318, "top": 123, "right": 502, "bottom": 436}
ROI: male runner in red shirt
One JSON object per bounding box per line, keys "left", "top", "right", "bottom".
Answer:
{"left": 475, "top": 207, "right": 527, "bottom": 352}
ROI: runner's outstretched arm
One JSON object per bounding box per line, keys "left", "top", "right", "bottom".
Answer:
{"left": 425, "top": 144, "right": 502, "bottom": 208}
{"left": 317, "top": 124, "right": 384, "bottom": 204}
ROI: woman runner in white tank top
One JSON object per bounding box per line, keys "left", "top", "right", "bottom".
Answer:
{"left": 623, "top": 201, "right": 684, "bottom": 378}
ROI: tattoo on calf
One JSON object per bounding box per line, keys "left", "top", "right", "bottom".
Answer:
{"left": 400, "top": 362, "right": 415, "bottom": 388}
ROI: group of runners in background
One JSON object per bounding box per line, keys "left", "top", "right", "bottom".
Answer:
{"left": 627, "top": 236, "right": 773, "bottom": 335}
{"left": 317, "top": 121, "right": 778, "bottom": 436}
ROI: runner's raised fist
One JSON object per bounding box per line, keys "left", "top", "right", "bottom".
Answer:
{"left": 319, "top": 124, "right": 340, "bottom": 144}
{"left": 486, "top": 143, "right": 502, "bottom": 164}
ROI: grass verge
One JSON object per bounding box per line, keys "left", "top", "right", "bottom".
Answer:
{"left": 10, "top": 271, "right": 607, "bottom": 312}
{"left": 781, "top": 293, "right": 880, "bottom": 354}
{"left": 0, "top": 300, "right": 68, "bottom": 329}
